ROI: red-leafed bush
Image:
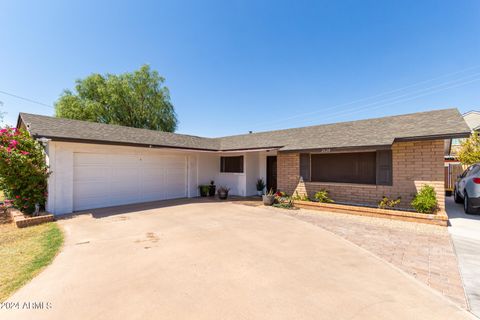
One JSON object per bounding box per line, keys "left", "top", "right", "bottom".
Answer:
{"left": 0, "top": 127, "right": 49, "bottom": 215}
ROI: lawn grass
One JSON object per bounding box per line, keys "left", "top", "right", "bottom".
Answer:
{"left": 0, "top": 221, "right": 63, "bottom": 302}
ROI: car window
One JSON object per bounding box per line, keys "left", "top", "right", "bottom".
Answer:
{"left": 467, "top": 165, "right": 480, "bottom": 177}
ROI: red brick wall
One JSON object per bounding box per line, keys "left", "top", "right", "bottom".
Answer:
{"left": 277, "top": 140, "right": 445, "bottom": 212}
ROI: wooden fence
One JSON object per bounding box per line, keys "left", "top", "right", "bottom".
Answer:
{"left": 444, "top": 163, "right": 465, "bottom": 191}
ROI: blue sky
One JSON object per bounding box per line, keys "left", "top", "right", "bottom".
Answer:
{"left": 1, "top": 0, "right": 479, "bottom": 137}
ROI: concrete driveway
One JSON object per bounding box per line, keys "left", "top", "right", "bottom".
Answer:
{"left": 1, "top": 200, "right": 474, "bottom": 320}
{"left": 447, "top": 196, "right": 480, "bottom": 317}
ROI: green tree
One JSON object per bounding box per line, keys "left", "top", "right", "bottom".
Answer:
{"left": 55, "top": 65, "right": 178, "bottom": 132}
{"left": 457, "top": 131, "right": 480, "bottom": 165}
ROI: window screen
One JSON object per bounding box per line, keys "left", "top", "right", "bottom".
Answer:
{"left": 220, "top": 156, "right": 244, "bottom": 173}
{"left": 376, "top": 150, "right": 393, "bottom": 186}
{"left": 300, "top": 153, "right": 311, "bottom": 181}
{"left": 311, "top": 152, "right": 377, "bottom": 184}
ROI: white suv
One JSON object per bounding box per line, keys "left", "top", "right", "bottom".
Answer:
{"left": 454, "top": 164, "right": 480, "bottom": 214}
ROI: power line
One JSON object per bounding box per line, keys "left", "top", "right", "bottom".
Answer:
{"left": 251, "top": 64, "right": 480, "bottom": 128}
{"left": 263, "top": 75, "right": 480, "bottom": 131}
{"left": 0, "top": 90, "right": 55, "bottom": 109}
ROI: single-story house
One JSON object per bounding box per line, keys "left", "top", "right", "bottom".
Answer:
{"left": 17, "top": 108, "right": 470, "bottom": 215}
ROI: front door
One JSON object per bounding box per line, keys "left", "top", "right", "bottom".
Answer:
{"left": 266, "top": 156, "right": 277, "bottom": 192}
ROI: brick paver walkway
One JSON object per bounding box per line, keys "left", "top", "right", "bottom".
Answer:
{"left": 282, "top": 208, "right": 468, "bottom": 309}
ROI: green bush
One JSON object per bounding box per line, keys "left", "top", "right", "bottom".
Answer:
{"left": 272, "top": 196, "right": 294, "bottom": 209}
{"left": 411, "top": 185, "right": 438, "bottom": 214}
{"left": 256, "top": 178, "right": 265, "bottom": 192}
{"left": 378, "top": 196, "right": 401, "bottom": 209}
{"left": 292, "top": 191, "right": 310, "bottom": 201}
{"left": 314, "top": 190, "right": 334, "bottom": 203}
{"left": 0, "top": 128, "right": 50, "bottom": 214}
{"left": 198, "top": 185, "right": 210, "bottom": 197}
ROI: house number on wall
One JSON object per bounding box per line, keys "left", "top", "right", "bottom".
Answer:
{"left": 320, "top": 148, "right": 331, "bottom": 153}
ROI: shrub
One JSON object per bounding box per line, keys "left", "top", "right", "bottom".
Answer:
{"left": 314, "top": 190, "right": 334, "bottom": 203}
{"left": 256, "top": 178, "right": 265, "bottom": 192}
{"left": 0, "top": 127, "right": 50, "bottom": 215}
{"left": 378, "top": 196, "right": 401, "bottom": 209}
{"left": 273, "top": 191, "right": 294, "bottom": 209}
{"left": 411, "top": 185, "right": 438, "bottom": 214}
{"left": 198, "top": 185, "right": 210, "bottom": 196}
{"left": 292, "top": 191, "right": 310, "bottom": 201}
{"left": 273, "top": 196, "right": 294, "bottom": 209}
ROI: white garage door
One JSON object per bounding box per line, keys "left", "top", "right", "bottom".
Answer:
{"left": 73, "top": 152, "right": 187, "bottom": 211}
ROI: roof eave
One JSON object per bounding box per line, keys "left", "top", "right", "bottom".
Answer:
{"left": 393, "top": 132, "right": 471, "bottom": 142}
{"left": 16, "top": 113, "right": 26, "bottom": 130}
{"left": 281, "top": 144, "right": 393, "bottom": 153}
{"left": 30, "top": 135, "right": 220, "bottom": 152}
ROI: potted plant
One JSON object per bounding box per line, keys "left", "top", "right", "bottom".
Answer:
{"left": 262, "top": 189, "right": 275, "bottom": 206}
{"left": 208, "top": 180, "right": 216, "bottom": 197}
{"left": 256, "top": 178, "right": 265, "bottom": 196}
{"left": 217, "top": 186, "right": 230, "bottom": 200}
{"left": 199, "top": 185, "right": 209, "bottom": 197}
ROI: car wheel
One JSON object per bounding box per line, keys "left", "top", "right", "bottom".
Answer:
{"left": 464, "top": 193, "right": 473, "bottom": 214}
{"left": 454, "top": 188, "right": 463, "bottom": 203}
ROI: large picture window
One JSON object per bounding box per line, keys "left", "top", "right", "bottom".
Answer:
{"left": 311, "top": 152, "right": 379, "bottom": 185}
{"left": 220, "top": 156, "right": 244, "bottom": 173}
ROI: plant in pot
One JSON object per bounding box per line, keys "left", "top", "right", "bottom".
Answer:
{"left": 256, "top": 178, "right": 265, "bottom": 196}
{"left": 217, "top": 186, "right": 230, "bottom": 200}
{"left": 199, "top": 185, "right": 210, "bottom": 197}
{"left": 208, "top": 180, "right": 216, "bottom": 197}
{"left": 262, "top": 189, "right": 275, "bottom": 206}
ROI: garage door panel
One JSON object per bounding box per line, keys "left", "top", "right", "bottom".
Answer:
{"left": 74, "top": 183, "right": 110, "bottom": 198}
{"left": 109, "top": 193, "right": 141, "bottom": 205}
{"left": 74, "top": 198, "right": 106, "bottom": 211}
{"left": 141, "top": 169, "right": 164, "bottom": 179}
{"left": 163, "top": 156, "right": 185, "bottom": 166}
{"left": 141, "top": 192, "right": 165, "bottom": 202}
{"left": 110, "top": 183, "right": 140, "bottom": 195}
{"left": 74, "top": 153, "right": 108, "bottom": 166}
{"left": 111, "top": 169, "right": 139, "bottom": 182}
{"left": 166, "top": 190, "right": 185, "bottom": 199}
{"left": 142, "top": 178, "right": 165, "bottom": 188}
{"left": 110, "top": 154, "right": 139, "bottom": 163}
{"left": 73, "top": 167, "right": 110, "bottom": 182}
{"left": 141, "top": 156, "right": 163, "bottom": 164}
{"left": 166, "top": 177, "right": 186, "bottom": 190}
{"left": 73, "top": 152, "right": 188, "bottom": 211}
{"left": 166, "top": 167, "right": 185, "bottom": 175}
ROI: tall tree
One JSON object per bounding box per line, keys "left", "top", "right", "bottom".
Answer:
{"left": 55, "top": 65, "right": 177, "bottom": 132}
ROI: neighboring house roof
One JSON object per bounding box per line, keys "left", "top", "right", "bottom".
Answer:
{"left": 18, "top": 108, "right": 471, "bottom": 152}
{"left": 462, "top": 110, "right": 480, "bottom": 131}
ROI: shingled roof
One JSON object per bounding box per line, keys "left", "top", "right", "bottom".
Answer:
{"left": 18, "top": 108, "right": 470, "bottom": 152}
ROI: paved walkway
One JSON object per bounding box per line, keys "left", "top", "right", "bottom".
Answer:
{"left": 1, "top": 201, "right": 472, "bottom": 320}
{"left": 282, "top": 207, "right": 468, "bottom": 309}
{"left": 446, "top": 197, "right": 480, "bottom": 317}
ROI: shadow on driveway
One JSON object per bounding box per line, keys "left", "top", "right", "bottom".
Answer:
{"left": 57, "top": 196, "right": 263, "bottom": 220}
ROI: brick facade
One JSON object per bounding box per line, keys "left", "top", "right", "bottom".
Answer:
{"left": 277, "top": 140, "right": 445, "bottom": 212}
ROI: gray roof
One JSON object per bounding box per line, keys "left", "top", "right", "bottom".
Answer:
{"left": 18, "top": 108, "right": 470, "bottom": 152}
{"left": 19, "top": 113, "right": 220, "bottom": 151}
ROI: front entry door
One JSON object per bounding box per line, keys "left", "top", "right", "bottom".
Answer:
{"left": 266, "top": 156, "right": 277, "bottom": 192}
